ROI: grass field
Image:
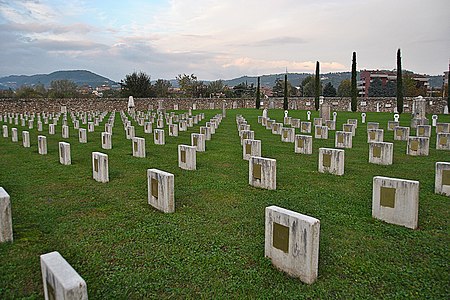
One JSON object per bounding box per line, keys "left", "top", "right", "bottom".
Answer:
{"left": 0, "top": 108, "right": 449, "bottom": 299}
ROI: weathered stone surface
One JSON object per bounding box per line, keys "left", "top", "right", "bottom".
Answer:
{"left": 59, "top": 142, "right": 71, "bottom": 165}
{"left": 0, "top": 187, "right": 13, "bottom": 243}
{"left": 92, "top": 152, "right": 109, "bottom": 183}
{"left": 369, "top": 142, "right": 393, "bottom": 165}
{"left": 249, "top": 156, "right": 276, "bottom": 190}
{"left": 372, "top": 176, "right": 419, "bottom": 229}
{"left": 147, "top": 169, "right": 175, "bottom": 213}
{"left": 407, "top": 137, "right": 429, "bottom": 156}
{"left": 265, "top": 206, "right": 320, "bottom": 284}
{"left": 101, "top": 132, "right": 112, "bottom": 150}
{"left": 436, "top": 133, "right": 450, "bottom": 150}
{"left": 178, "top": 145, "right": 196, "bottom": 170}
{"left": 335, "top": 131, "right": 352, "bottom": 149}
{"left": 40, "top": 251, "right": 88, "bottom": 300}
{"left": 243, "top": 139, "right": 261, "bottom": 160}
{"left": 318, "top": 148, "right": 344, "bottom": 176}
{"left": 393, "top": 126, "right": 410, "bottom": 141}
{"left": 38, "top": 135, "right": 47, "bottom": 155}
{"left": 367, "top": 129, "right": 384, "bottom": 143}
{"left": 294, "top": 135, "right": 312, "bottom": 154}
{"left": 154, "top": 129, "right": 165, "bottom": 145}
{"left": 132, "top": 137, "right": 146, "bottom": 158}
{"left": 435, "top": 162, "right": 450, "bottom": 196}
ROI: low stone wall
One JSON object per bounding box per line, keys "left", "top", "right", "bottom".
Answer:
{"left": 0, "top": 97, "right": 447, "bottom": 114}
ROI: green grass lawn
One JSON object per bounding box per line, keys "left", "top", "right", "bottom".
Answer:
{"left": 0, "top": 108, "right": 449, "bottom": 299}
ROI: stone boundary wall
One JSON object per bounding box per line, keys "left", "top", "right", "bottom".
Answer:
{"left": 0, "top": 97, "right": 447, "bottom": 114}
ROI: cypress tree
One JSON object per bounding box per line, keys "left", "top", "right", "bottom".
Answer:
{"left": 315, "top": 61, "right": 320, "bottom": 110}
{"left": 283, "top": 73, "right": 288, "bottom": 110}
{"left": 396, "top": 49, "right": 403, "bottom": 114}
{"left": 256, "top": 77, "right": 261, "bottom": 109}
{"left": 351, "top": 51, "right": 357, "bottom": 112}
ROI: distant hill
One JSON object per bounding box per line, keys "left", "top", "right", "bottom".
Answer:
{"left": 0, "top": 70, "right": 117, "bottom": 90}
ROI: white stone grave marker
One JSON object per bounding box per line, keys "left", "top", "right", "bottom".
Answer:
{"left": 59, "top": 142, "right": 71, "bottom": 165}
{"left": 0, "top": 187, "right": 13, "bottom": 243}
{"left": 435, "top": 162, "right": 450, "bottom": 196}
{"left": 369, "top": 142, "right": 393, "bottom": 165}
{"left": 178, "top": 145, "right": 197, "bottom": 170}
{"left": 294, "top": 135, "right": 312, "bottom": 154}
{"left": 249, "top": 156, "right": 276, "bottom": 190}
{"left": 318, "top": 148, "right": 344, "bottom": 175}
{"left": 38, "top": 135, "right": 47, "bottom": 155}
{"left": 92, "top": 152, "right": 109, "bottom": 183}
{"left": 147, "top": 169, "right": 175, "bottom": 213}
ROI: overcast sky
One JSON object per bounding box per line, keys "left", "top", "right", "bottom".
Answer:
{"left": 0, "top": 0, "right": 449, "bottom": 81}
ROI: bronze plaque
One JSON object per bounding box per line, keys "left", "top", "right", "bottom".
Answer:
{"left": 274, "top": 124, "right": 278, "bottom": 131}
{"left": 322, "top": 153, "right": 331, "bottom": 168}
{"left": 410, "top": 140, "right": 419, "bottom": 151}
{"left": 253, "top": 163, "right": 262, "bottom": 180}
{"left": 302, "top": 124, "right": 306, "bottom": 131}
{"left": 46, "top": 279, "right": 56, "bottom": 300}
{"left": 243, "top": 132, "right": 248, "bottom": 139}
{"left": 283, "top": 130, "right": 288, "bottom": 138}
{"left": 418, "top": 127, "right": 425, "bottom": 136}
{"left": 245, "top": 143, "right": 252, "bottom": 154}
{"left": 200, "top": 128, "right": 205, "bottom": 134}
{"left": 298, "top": 139, "right": 304, "bottom": 149}
{"left": 380, "top": 186, "right": 395, "bottom": 208}
{"left": 151, "top": 178, "right": 159, "bottom": 199}
{"left": 273, "top": 222, "right": 289, "bottom": 253}
{"left": 440, "top": 136, "right": 448, "bottom": 146}
{"left": 193, "top": 136, "right": 198, "bottom": 146}
{"left": 442, "top": 170, "right": 450, "bottom": 186}
{"left": 344, "top": 125, "right": 351, "bottom": 132}
{"left": 396, "top": 129, "right": 403, "bottom": 137}
{"left": 134, "top": 141, "right": 138, "bottom": 152}
{"left": 155, "top": 132, "right": 159, "bottom": 140}
{"left": 317, "top": 127, "right": 322, "bottom": 135}
{"left": 103, "top": 136, "right": 106, "bottom": 144}
{"left": 94, "top": 158, "right": 98, "bottom": 172}
{"left": 373, "top": 146, "right": 382, "bottom": 158}
{"left": 437, "top": 125, "right": 443, "bottom": 132}
{"left": 338, "top": 134, "right": 344, "bottom": 144}
{"left": 389, "top": 123, "right": 394, "bottom": 129}
{"left": 181, "top": 150, "right": 186, "bottom": 163}
{"left": 369, "top": 132, "right": 375, "bottom": 140}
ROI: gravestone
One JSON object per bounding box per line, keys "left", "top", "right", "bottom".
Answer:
{"left": 435, "top": 162, "right": 450, "bottom": 196}
{"left": 281, "top": 128, "right": 295, "bottom": 143}
{"left": 335, "top": 131, "right": 352, "bottom": 149}
{"left": 307, "top": 111, "right": 311, "bottom": 121}
{"left": 200, "top": 126, "right": 211, "bottom": 141}
{"left": 59, "top": 142, "right": 71, "bottom": 165}
{"left": 361, "top": 113, "right": 366, "bottom": 124}
{"left": 206, "top": 122, "right": 216, "bottom": 134}
{"left": 191, "top": 133, "right": 205, "bottom": 152}
{"left": 410, "top": 96, "right": 427, "bottom": 128}
{"left": 79, "top": 128, "right": 87, "bottom": 143}
{"left": 249, "top": 156, "right": 276, "bottom": 190}
{"left": 394, "top": 113, "right": 399, "bottom": 122}
{"left": 11, "top": 128, "right": 18, "bottom": 142}
{"left": 314, "top": 126, "right": 328, "bottom": 140}
{"left": 320, "top": 103, "right": 330, "bottom": 123}
{"left": 407, "top": 137, "right": 429, "bottom": 156}
{"left": 291, "top": 118, "right": 301, "bottom": 128}
{"left": 265, "top": 206, "right": 320, "bottom": 284}
{"left": 2, "top": 125, "right": 7, "bottom": 138}
{"left": 169, "top": 124, "right": 179, "bottom": 137}
{"left": 301, "top": 122, "right": 311, "bottom": 134}
{"left": 318, "top": 148, "right": 344, "bottom": 175}
{"left": 325, "top": 120, "right": 335, "bottom": 130}
{"left": 416, "top": 125, "right": 431, "bottom": 137}
{"left": 367, "top": 129, "right": 384, "bottom": 143}
{"left": 62, "top": 125, "right": 69, "bottom": 139}
{"left": 147, "top": 169, "right": 175, "bottom": 213}
{"left": 154, "top": 129, "right": 165, "bottom": 145}
{"left": 179, "top": 120, "right": 187, "bottom": 131}
{"left": 40, "top": 251, "right": 87, "bottom": 300}
{"left": 92, "top": 152, "right": 109, "bottom": 183}
{"left": 38, "top": 121, "right": 43, "bottom": 131}
{"left": 271, "top": 123, "right": 283, "bottom": 135}
{"left": 372, "top": 176, "right": 419, "bottom": 229}
{"left": 294, "top": 135, "right": 313, "bottom": 154}
{"left": 262, "top": 108, "right": 268, "bottom": 118}
{"left": 144, "top": 122, "right": 153, "bottom": 134}
{"left": 49, "top": 124, "right": 55, "bottom": 135}
{"left": 394, "top": 126, "right": 410, "bottom": 141}
{"left": 101, "top": 132, "right": 112, "bottom": 150}
{"left": 240, "top": 130, "right": 255, "bottom": 145}
{"left": 333, "top": 111, "right": 337, "bottom": 122}
{"left": 0, "top": 187, "right": 13, "bottom": 243}
{"left": 22, "top": 131, "right": 30, "bottom": 147}
{"left": 436, "top": 133, "right": 450, "bottom": 150}
{"left": 243, "top": 139, "right": 261, "bottom": 160}
{"left": 38, "top": 135, "right": 47, "bottom": 155}
{"left": 343, "top": 124, "right": 355, "bottom": 137}
{"left": 369, "top": 142, "right": 393, "bottom": 165}
{"left": 387, "top": 121, "right": 399, "bottom": 131}
{"left": 431, "top": 115, "right": 438, "bottom": 126}
{"left": 435, "top": 123, "right": 450, "bottom": 134}
{"left": 313, "top": 118, "right": 322, "bottom": 127}
{"left": 126, "top": 125, "right": 135, "bottom": 140}
{"left": 178, "top": 145, "right": 197, "bottom": 170}
{"left": 157, "top": 119, "right": 164, "bottom": 128}
{"left": 88, "top": 122, "right": 94, "bottom": 132}
{"left": 132, "top": 137, "right": 146, "bottom": 158}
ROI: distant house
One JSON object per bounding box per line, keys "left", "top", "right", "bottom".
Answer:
{"left": 358, "top": 70, "right": 430, "bottom": 98}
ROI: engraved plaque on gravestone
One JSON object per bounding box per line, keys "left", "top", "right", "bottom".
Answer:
{"left": 344, "top": 126, "right": 350, "bottom": 132}
{"left": 151, "top": 178, "right": 159, "bottom": 199}
{"left": 245, "top": 143, "right": 251, "bottom": 154}
{"left": 317, "top": 127, "right": 322, "bottom": 135}
{"left": 373, "top": 146, "right": 381, "bottom": 158}
{"left": 181, "top": 150, "right": 186, "bottom": 163}
{"left": 442, "top": 170, "right": 450, "bottom": 186}
{"left": 283, "top": 131, "right": 288, "bottom": 138}
{"left": 134, "top": 141, "right": 138, "bottom": 152}
{"left": 273, "top": 222, "right": 289, "bottom": 253}
{"left": 94, "top": 158, "right": 98, "bottom": 172}
{"left": 419, "top": 127, "right": 425, "bottom": 135}
{"left": 380, "top": 186, "right": 395, "bottom": 208}
{"left": 396, "top": 129, "right": 403, "bottom": 137}
{"left": 323, "top": 154, "right": 331, "bottom": 167}
{"left": 60, "top": 145, "right": 65, "bottom": 161}
{"left": 156, "top": 132, "right": 159, "bottom": 140}
{"left": 302, "top": 124, "right": 306, "bottom": 131}
{"left": 410, "top": 140, "right": 419, "bottom": 151}
{"left": 370, "top": 132, "right": 375, "bottom": 140}
{"left": 437, "top": 124, "right": 443, "bottom": 132}
{"left": 338, "top": 134, "right": 344, "bottom": 144}
{"left": 243, "top": 132, "right": 248, "bottom": 139}
{"left": 298, "top": 139, "right": 304, "bottom": 149}
{"left": 253, "top": 163, "right": 262, "bottom": 180}
{"left": 440, "top": 136, "right": 448, "bottom": 146}
{"left": 103, "top": 136, "right": 105, "bottom": 144}
{"left": 193, "top": 137, "right": 198, "bottom": 146}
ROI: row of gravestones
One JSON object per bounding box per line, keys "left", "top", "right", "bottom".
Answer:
{"left": 0, "top": 111, "right": 224, "bottom": 298}
{"left": 231, "top": 112, "right": 450, "bottom": 284}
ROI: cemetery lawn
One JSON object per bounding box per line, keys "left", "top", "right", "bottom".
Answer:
{"left": 0, "top": 109, "right": 449, "bottom": 299}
